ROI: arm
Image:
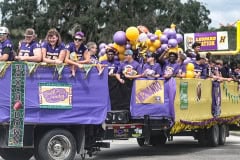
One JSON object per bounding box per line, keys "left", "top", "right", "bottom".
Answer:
{"left": 16, "top": 48, "right": 42, "bottom": 62}
{"left": 42, "top": 48, "right": 55, "bottom": 64}
{"left": 78, "top": 50, "right": 90, "bottom": 64}
{"left": 0, "top": 47, "right": 10, "bottom": 61}
{"left": 115, "top": 73, "right": 125, "bottom": 84}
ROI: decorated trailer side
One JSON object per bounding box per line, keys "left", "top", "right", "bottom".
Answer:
{"left": 0, "top": 62, "right": 110, "bottom": 160}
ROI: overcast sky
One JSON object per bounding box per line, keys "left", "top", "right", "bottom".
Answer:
{"left": 183, "top": 0, "right": 240, "bottom": 28}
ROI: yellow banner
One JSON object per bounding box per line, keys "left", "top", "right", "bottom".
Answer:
{"left": 39, "top": 83, "right": 72, "bottom": 109}
{"left": 135, "top": 80, "right": 164, "bottom": 104}
{"left": 174, "top": 78, "right": 212, "bottom": 122}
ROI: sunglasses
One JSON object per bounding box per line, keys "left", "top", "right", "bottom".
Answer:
{"left": 0, "top": 33, "right": 6, "bottom": 36}
{"left": 107, "top": 54, "right": 114, "bottom": 56}
{"left": 74, "top": 38, "right": 83, "bottom": 42}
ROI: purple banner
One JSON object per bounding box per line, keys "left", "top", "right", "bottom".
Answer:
{"left": 0, "top": 65, "right": 110, "bottom": 124}
{"left": 195, "top": 32, "right": 217, "bottom": 51}
{"left": 212, "top": 81, "right": 221, "bottom": 117}
{"left": 130, "top": 78, "right": 176, "bottom": 120}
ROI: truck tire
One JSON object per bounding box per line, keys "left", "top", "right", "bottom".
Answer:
{"left": 207, "top": 125, "right": 219, "bottom": 147}
{"left": 34, "top": 129, "right": 76, "bottom": 160}
{"left": 219, "top": 124, "right": 226, "bottom": 145}
{"left": 0, "top": 148, "right": 33, "bottom": 160}
{"left": 150, "top": 134, "right": 167, "bottom": 146}
{"left": 137, "top": 138, "right": 145, "bottom": 147}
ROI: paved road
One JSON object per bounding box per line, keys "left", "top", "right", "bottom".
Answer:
{"left": 1, "top": 135, "right": 240, "bottom": 160}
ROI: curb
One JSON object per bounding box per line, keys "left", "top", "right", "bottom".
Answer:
{"left": 230, "top": 131, "right": 240, "bottom": 136}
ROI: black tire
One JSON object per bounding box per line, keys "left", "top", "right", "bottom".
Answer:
{"left": 34, "top": 129, "right": 76, "bottom": 160}
{"left": 137, "top": 138, "right": 145, "bottom": 147}
{"left": 197, "top": 130, "right": 208, "bottom": 146}
{"left": 0, "top": 148, "right": 33, "bottom": 160}
{"left": 219, "top": 124, "right": 226, "bottom": 145}
{"left": 150, "top": 134, "right": 167, "bottom": 146}
{"left": 207, "top": 125, "right": 219, "bottom": 147}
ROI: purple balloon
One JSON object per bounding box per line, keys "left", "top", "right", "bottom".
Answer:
{"left": 113, "top": 31, "right": 127, "bottom": 45}
{"left": 157, "top": 47, "right": 163, "bottom": 54}
{"left": 168, "top": 39, "right": 178, "bottom": 48}
{"left": 125, "top": 43, "right": 131, "bottom": 49}
{"left": 168, "top": 29, "right": 176, "bottom": 39}
{"left": 98, "top": 48, "right": 106, "bottom": 56}
{"left": 147, "top": 33, "right": 153, "bottom": 38}
{"left": 183, "top": 57, "right": 192, "bottom": 64}
{"left": 160, "top": 35, "right": 168, "bottom": 44}
{"left": 163, "top": 28, "right": 170, "bottom": 35}
{"left": 176, "top": 33, "right": 183, "bottom": 44}
{"left": 150, "top": 35, "right": 156, "bottom": 41}
{"left": 161, "top": 44, "right": 168, "bottom": 50}
{"left": 99, "top": 43, "right": 106, "bottom": 50}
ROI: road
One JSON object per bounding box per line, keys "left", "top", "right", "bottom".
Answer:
{"left": 1, "top": 135, "right": 240, "bottom": 160}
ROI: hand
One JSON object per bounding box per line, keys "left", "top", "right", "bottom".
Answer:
{"left": 78, "top": 64, "right": 83, "bottom": 68}
{"left": 119, "top": 78, "right": 125, "bottom": 84}
{"left": 54, "top": 59, "right": 63, "bottom": 64}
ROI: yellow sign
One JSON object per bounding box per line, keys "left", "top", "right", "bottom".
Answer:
{"left": 39, "top": 83, "right": 72, "bottom": 109}
{"left": 135, "top": 80, "right": 164, "bottom": 104}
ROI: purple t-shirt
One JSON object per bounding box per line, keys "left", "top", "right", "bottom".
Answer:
{"left": 101, "top": 60, "right": 120, "bottom": 74}
{"left": 41, "top": 41, "right": 65, "bottom": 60}
{"left": 117, "top": 60, "right": 141, "bottom": 75}
{"left": 193, "top": 62, "right": 208, "bottom": 79}
{"left": 163, "top": 60, "right": 180, "bottom": 76}
{"left": 142, "top": 63, "right": 162, "bottom": 76}
{"left": 0, "top": 39, "right": 14, "bottom": 61}
{"left": 19, "top": 40, "right": 41, "bottom": 56}
{"left": 178, "top": 63, "right": 186, "bottom": 74}
{"left": 65, "top": 42, "right": 87, "bottom": 61}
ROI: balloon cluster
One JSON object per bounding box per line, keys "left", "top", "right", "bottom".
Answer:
{"left": 98, "top": 24, "right": 183, "bottom": 61}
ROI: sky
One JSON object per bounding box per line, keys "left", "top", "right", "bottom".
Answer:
{"left": 183, "top": 0, "right": 240, "bottom": 28}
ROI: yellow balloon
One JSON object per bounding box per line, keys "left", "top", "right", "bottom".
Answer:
{"left": 118, "top": 53, "right": 125, "bottom": 61}
{"left": 154, "top": 29, "right": 162, "bottom": 37}
{"left": 148, "top": 46, "right": 156, "bottom": 52}
{"left": 126, "top": 26, "right": 139, "bottom": 41}
{"left": 186, "top": 71, "right": 195, "bottom": 78}
{"left": 146, "top": 38, "right": 152, "bottom": 46}
{"left": 99, "top": 54, "right": 107, "bottom": 62}
{"left": 117, "top": 45, "right": 125, "bottom": 54}
{"left": 152, "top": 40, "right": 161, "bottom": 48}
{"left": 186, "top": 63, "right": 194, "bottom": 71}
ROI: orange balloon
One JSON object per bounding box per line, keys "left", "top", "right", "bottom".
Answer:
{"left": 186, "top": 71, "right": 195, "bottom": 78}
{"left": 137, "top": 25, "right": 149, "bottom": 33}
{"left": 118, "top": 53, "right": 125, "bottom": 61}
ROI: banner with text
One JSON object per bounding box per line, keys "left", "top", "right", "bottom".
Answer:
{"left": 135, "top": 80, "right": 164, "bottom": 104}
{"left": 184, "top": 31, "right": 228, "bottom": 51}
{"left": 39, "top": 83, "right": 72, "bottom": 109}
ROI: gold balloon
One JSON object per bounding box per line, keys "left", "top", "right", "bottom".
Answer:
{"left": 148, "top": 46, "right": 156, "bottom": 52}
{"left": 99, "top": 54, "right": 107, "bottom": 62}
{"left": 126, "top": 26, "right": 139, "bottom": 41}
{"left": 152, "top": 40, "right": 161, "bottom": 48}
{"left": 154, "top": 29, "right": 162, "bottom": 38}
{"left": 186, "top": 63, "right": 194, "bottom": 71}
{"left": 186, "top": 71, "right": 194, "bottom": 78}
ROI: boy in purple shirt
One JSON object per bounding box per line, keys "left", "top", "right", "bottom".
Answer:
{"left": 142, "top": 52, "right": 162, "bottom": 78}
{"left": 15, "top": 28, "right": 42, "bottom": 62}
{"left": 0, "top": 26, "right": 14, "bottom": 61}
{"left": 41, "top": 28, "right": 65, "bottom": 64}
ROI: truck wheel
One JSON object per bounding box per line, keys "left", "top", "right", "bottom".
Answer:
{"left": 207, "top": 125, "right": 219, "bottom": 147}
{"left": 35, "top": 129, "right": 76, "bottom": 160}
{"left": 150, "top": 134, "right": 167, "bottom": 146}
{"left": 137, "top": 138, "right": 145, "bottom": 147}
{"left": 219, "top": 124, "right": 226, "bottom": 145}
{"left": 0, "top": 148, "right": 33, "bottom": 160}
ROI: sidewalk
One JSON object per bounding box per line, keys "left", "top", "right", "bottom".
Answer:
{"left": 230, "top": 131, "right": 240, "bottom": 136}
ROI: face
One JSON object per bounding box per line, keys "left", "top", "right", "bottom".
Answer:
{"left": 107, "top": 52, "right": 115, "bottom": 61}
{"left": 194, "top": 46, "right": 201, "bottom": 53}
{"left": 146, "top": 55, "right": 154, "bottom": 63}
{"left": 90, "top": 45, "right": 97, "bottom": 54}
{"left": 48, "top": 35, "right": 58, "bottom": 46}
{"left": 25, "top": 35, "right": 34, "bottom": 44}
{"left": 124, "top": 54, "right": 132, "bottom": 61}
{"left": 74, "top": 37, "right": 83, "bottom": 46}
{"left": 0, "top": 33, "right": 7, "bottom": 42}
{"left": 169, "top": 54, "right": 177, "bottom": 63}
